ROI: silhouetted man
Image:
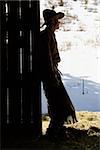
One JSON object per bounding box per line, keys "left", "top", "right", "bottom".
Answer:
{"left": 40, "top": 9, "right": 77, "bottom": 140}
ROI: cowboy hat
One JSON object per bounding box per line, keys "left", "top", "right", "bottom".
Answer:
{"left": 43, "top": 9, "right": 64, "bottom": 24}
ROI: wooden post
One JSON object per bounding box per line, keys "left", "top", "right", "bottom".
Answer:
{"left": 1, "top": 1, "right": 7, "bottom": 147}
{"left": 8, "top": 1, "right": 21, "bottom": 125}
{"left": 31, "top": 1, "right": 42, "bottom": 137}
{"left": 1, "top": 0, "right": 7, "bottom": 134}
{"left": 21, "top": 1, "right": 32, "bottom": 124}
{"left": 1, "top": 1, "right": 42, "bottom": 147}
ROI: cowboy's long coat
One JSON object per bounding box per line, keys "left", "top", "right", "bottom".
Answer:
{"left": 40, "top": 27, "right": 60, "bottom": 85}
{"left": 39, "top": 27, "right": 77, "bottom": 123}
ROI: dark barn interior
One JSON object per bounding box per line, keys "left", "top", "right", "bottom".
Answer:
{"left": 0, "top": 0, "right": 42, "bottom": 148}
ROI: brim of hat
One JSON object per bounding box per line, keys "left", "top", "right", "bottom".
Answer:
{"left": 54, "top": 12, "right": 64, "bottom": 19}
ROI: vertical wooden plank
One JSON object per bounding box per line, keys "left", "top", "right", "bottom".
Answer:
{"left": 21, "top": 1, "right": 32, "bottom": 124}
{"left": 8, "top": 1, "right": 21, "bottom": 125}
{"left": 1, "top": 0, "right": 42, "bottom": 138}
{"left": 31, "top": 0, "right": 42, "bottom": 136}
{"left": 1, "top": 1, "right": 7, "bottom": 126}
{"left": 0, "top": 1, "right": 7, "bottom": 147}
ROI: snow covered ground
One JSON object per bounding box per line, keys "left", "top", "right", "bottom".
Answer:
{"left": 42, "top": 47, "right": 100, "bottom": 113}
{"left": 40, "top": 0, "right": 100, "bottom": 113}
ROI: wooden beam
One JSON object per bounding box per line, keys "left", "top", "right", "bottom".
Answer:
{"left": 8, "top": 1, "right": 21, "bottom": 124}
{"left": 31, "top": 0, "right": 42, "bottom": 137}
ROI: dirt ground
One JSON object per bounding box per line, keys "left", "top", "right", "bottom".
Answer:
{"left": 40, "top": 111, "right": 100, "bottom": 150}
{"left": 4, "top": 111, "right": 100, "bottom": 150}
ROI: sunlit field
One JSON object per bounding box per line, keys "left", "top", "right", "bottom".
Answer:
{"left": 42, "top": 111, "right": 100, "bottom": 134}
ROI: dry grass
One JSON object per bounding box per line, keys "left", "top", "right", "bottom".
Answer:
{"left": 39, "top": 111, "right": 100, "bottom": 150}
{"left": 42, "top": 111, "right": 100, "bottom": 134}
{"left": 67, "top": 111, "right": 100, "bottom": 129}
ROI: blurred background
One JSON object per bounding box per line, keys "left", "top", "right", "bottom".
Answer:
{"left": 40, "top": 0, "right": 100, "bottom": 113}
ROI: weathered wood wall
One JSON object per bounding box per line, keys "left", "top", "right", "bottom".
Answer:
{"left": 1, "top": 0, "right": 41, "bottom": 147}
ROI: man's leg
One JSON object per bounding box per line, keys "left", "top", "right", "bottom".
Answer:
{"left": 43, "top": 82, "right": 69, "bottom": 140}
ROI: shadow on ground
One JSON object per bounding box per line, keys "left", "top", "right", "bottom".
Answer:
{"left": 4, "top": 127, "right": 100, "bottom": 150}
